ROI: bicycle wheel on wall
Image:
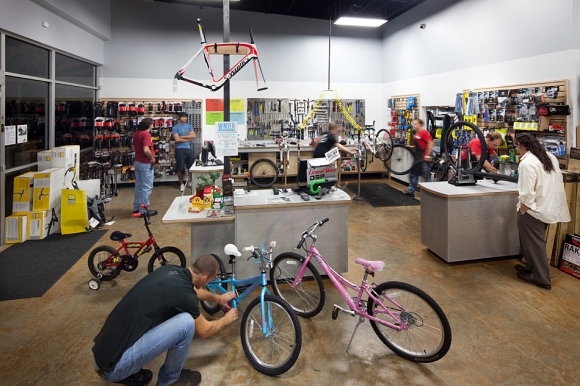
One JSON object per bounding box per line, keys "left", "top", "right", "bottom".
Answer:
{"left": 374, "top": 129, "right": 393, "bottom": 162}
{"left": 367, "top": 281, "right": 452, "bottom": 363}
{"left": 442, "top": 121, "right": 486, "bottom": 174}
{"left": 147, "top": 246, "right": 186, "bottom": 273}
{"left": 384, "top": 145, "right": 414, "bottom": 175}
{"left": 270, "top": 252, "right": 325, "bottom": 318}
{"left": 200, "top": 254, "right": 228, "bottom": 315}
{"left": 250, "top": 158, "right": 278, "bottom": 188}
{"left": 240, "top": 294, "right": 302, "bottom": 376}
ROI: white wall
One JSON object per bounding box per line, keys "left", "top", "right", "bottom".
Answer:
{"left": 381, "top": 0, "right": 580, "bottom": 145}
{"left": 0, "top": 0, "right": 110, "bottom": 63}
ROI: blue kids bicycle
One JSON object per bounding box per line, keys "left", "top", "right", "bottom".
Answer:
{"left": 203, "top": 242, "right": 302, "bottom": 376}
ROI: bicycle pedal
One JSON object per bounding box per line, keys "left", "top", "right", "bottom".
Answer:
{"left": 332, "top": 306, "right": 339, "bottom": 320}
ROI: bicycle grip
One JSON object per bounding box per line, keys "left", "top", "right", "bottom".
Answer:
{"left": 319, "top": 218, "right": 329, "bottom": 225}
{"left": 242, "top": 246, "right": 254, "bottom": 252}
{"left": 295, "top": 237, "right": 305, "bottom": 249}
{"left": 132, "top": 213, "right": 141, "bottom": 218}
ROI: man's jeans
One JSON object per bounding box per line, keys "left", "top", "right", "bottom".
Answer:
{"left": 133, "top": 161, "right": 154, "bottom": 213}
{"left": 104, "top": 313, "right": 195, "bottom": 386}
{"left": 407, "top": 161, "right": 432, "bottom": 194}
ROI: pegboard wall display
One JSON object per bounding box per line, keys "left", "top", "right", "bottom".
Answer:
{"left": 96, "top": 99, "right": 202, "bottom": 184}
{"left": 460, "top": 79, "right": 570, "bottom": 164}
{"left": 246, "top": 98, "right": 365, "bottom": 141}
{"left": 387, "top": 94, "right": 421, "bottom": 145}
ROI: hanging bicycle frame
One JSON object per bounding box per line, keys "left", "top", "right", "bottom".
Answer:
{"left": 174, "top": 19, "right": 268, "bottom": 92}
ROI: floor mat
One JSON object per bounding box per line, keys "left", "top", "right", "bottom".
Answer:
{"left": 347, "top": 183, "right": 420, "bottom": 207}
{"left": 0, "top": 230, "right": 107, "bottom": 301}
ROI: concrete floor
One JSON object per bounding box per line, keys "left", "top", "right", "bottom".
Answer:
{"left": 1, "top": 179, "right": 579, "bottom": 386}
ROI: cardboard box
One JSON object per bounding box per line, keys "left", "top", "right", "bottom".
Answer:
{"left": 37, "top": 150, "right": 53, "bottom": 171}
{"left": 560, "top": 234, "right": 580, "bottom": 279}
{"left": 33, "top": 168, "right": 65, "bottom": 211}
{"left": 306, "top": 158, "right": 338, "bottom": 183}
{"left": 4, "top": 215, "right": 28, "bottom": 244}
{"left": 52, "top": 145, "right": 80, "bottom": 186}
{"left": 27, "top": 205, "right": 61, "bottom": 240}
{"left": 12, "top": 172, "right": 36, "bottom": 214}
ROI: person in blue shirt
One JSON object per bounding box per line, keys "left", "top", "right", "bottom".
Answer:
{"left": 172, "top": 112, "right": 196, "bottom": 192}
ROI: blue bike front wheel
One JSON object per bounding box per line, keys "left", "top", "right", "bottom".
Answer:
{"left": 240, "top": 294, "right": 302, "bottom": 376}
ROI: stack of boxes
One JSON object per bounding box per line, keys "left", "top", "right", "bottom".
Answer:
{"left": 4, "top": 145, "right": 79, "bottom": 244}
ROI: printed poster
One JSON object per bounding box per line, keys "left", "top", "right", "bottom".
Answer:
{"left": 215, "top": 121, "right": 238, "bottom": 157}
{"left": 230, "top": 112, "right": 245, "bottom": 125}
{"left": 5, "top": 125, "right": 16, "bottom": 146}
{"left": 17, "top": 125, "right": 28, "bottom": 144}
{"left": 206, "top": 112, "right": 224, "bottom": 125}
{"left": 230, "top": 98, "right": 244, "bottom": 112}
{"left": 206, "top": 99, "right": 224, "bottom": 112}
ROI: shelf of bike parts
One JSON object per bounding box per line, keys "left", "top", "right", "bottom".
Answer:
{"left": 246, "top": 98, "right": 365, "bottom": 141}
{"left": 419, "top": 179, "right": 520, "bottom": 263}
{"left": 387, "top": 94, "right": 421, "bottom": 148}
{"left": 460, "top": 80, "right": 570, "bottom": 163}
{"left": 97, "top": 99, "right": 203, "bottom": 184}
{"left": 161, "top": 190, "right": 351, "bottom": 279}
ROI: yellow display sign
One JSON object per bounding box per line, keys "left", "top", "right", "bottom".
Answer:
{"left": 230, "top": 98, "right": 244, "bottom": 112}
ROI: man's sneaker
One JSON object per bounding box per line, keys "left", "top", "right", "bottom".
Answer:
{"left": 114, "top": 368, "right": 152, "bottom": 385}
{"left": 186, "top": 180, "right": 192, "bottom": 188}
{"left": 180, "top": 184, "right": 185, "bottom": 192}
{"left": 173, "top": 369, "right": 201, "bottom": 386}
{"left": 401, "top": 191, "right": 415, "bottom": 198}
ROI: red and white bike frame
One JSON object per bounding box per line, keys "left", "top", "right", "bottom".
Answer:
{"left": 174, "top": 19, "right": 267, "bottom": 92}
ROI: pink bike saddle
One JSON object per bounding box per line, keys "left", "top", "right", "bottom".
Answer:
{"left": 355, "top": 258, "right": 385, "bottom": 273}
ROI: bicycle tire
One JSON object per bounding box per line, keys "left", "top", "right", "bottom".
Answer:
{"left": 201, "top": 254, "right": 229, "bottom": 315}
{"left": 374, "top": 129, "right": 393, "bottom": 162}
{"left": 367, "top": 281, "right": 452, "bottom": 363}
{"left": 250, "top": 158, "right": 278, "bottom": 188}
{"left": 443, "top": 121, "right": 486, "bottom": 174}
{"left": 147, "top": 246, "right": 186, "bottom": 273}
{"left": 240, "top": 294, "right": 302, "bottom": 376}
{"left": 88, "top": 245, "right": 121, "bottom": 280}
{"left": 270, "top": 252, "right": 325, "bottom": 318}
{"left": 384, "top": 145, "right": 415, "bottom": 175}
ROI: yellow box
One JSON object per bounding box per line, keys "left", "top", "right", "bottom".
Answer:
{"left": 37, "top": 150, "right": 53, "bottom": 171}
{"left": 12, "top": 172, "right": 36, "bottom": 214}
{"left": 33, "top": 168, "right": 65, "bottom": 211}
{"left": 61, "top": 189, "right": 89, "bottom": 235}
{"left": 4, "top": 215, "right": 28, "bottom": 244}
{"left": 52, "top": 145, "right": 80, "bottom": 186}
{"left": 27, "top": 205, "right": 61, "bottom": 240}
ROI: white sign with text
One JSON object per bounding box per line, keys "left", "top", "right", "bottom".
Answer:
{"left": 215, "top": 121, "right": 238, "bottom": 157}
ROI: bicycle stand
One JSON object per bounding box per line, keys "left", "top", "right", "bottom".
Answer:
{"left": 346, "top": 316, "right": 366, "bottom": 353}
{"left": 353, "top": 155, "right": 365, "bottom": 201}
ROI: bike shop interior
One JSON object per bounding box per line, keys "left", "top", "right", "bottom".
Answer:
{"left": 1, "top": 0, "right": 579, "bottom": 385}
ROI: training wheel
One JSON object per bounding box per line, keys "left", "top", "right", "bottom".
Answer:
{"left": 88, "top": 279, "right": 100, "bottom": 290}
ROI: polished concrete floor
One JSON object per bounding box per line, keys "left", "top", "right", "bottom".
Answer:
{"left": 1, "top": 179, "right": 579, "bottom": 386}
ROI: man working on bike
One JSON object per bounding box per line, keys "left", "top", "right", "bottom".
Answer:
{"left": 92, "top": 255, "right": 237, "bottom": 386}
{"left": 461, "top": 131, "right": 503, "bottom": 173}
{"left": 402, "top": 119, "right": 433, "bottom": 198}
{"left": 313, "top": 123, "right": 356, "bottom": 158}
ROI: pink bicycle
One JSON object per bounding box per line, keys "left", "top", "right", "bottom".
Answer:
{"left": 270, "top": 218, "right": 451, "bottom": 362}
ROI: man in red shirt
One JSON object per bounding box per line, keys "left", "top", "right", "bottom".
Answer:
{"left": 402, "top": 119, "right": 433, "bottom": 197}
{"left": 461, "top": 132, "right": 503, "bottom": 173}
{"left": 133, "top": 118, "right": 156, "bottom": 215}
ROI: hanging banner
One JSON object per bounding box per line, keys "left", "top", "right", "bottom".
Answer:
{"left": 215, "top": 121, "right": 238, "bottom": 157}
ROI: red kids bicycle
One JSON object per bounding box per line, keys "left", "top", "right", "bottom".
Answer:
{"left": 87, "top": 204, "right": 186, "bottom": 290}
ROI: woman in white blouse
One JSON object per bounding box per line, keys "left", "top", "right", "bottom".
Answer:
{"left": 514, "top": 133, "right": 570, "bottom": 290}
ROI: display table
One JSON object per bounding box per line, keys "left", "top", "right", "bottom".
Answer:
{"left": 162, "top": 189, "right": 351, "bottom": 279}
{"left": 419, "top": 180, "right": 520, "bottom": 263}
{"left": 189, "top": 164, "right": 224, "bottom": 194}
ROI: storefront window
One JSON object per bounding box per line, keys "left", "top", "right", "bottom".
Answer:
{"left": 4, "top": 76, "right": 49, "bottom": 168}
{"left": 56, "top": 53, "right": 95, "bottom": 87}
{"left": 5, "top": 36, "right": 49, "bottom": 78}
{"left": 55, "top": 84, "right": 96, "bottom": 150}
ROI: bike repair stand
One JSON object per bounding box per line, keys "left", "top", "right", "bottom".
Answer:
{"left": 353, "top": 155, "right": 365, "bottom": 201}
{"left": 451, "top": 169, "right": 477, "bottom": 186}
